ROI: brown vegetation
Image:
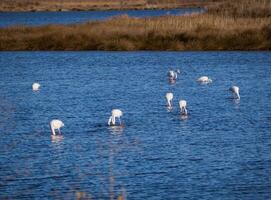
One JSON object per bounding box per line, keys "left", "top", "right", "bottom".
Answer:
{"left": 208, "top": 0, "right": 271, "bottom": 18}
{"left": 0, "top": 0, "right": 270, "bottom": 51}
{"left": 0, "top": 0, "right": 210, "bottom": 12}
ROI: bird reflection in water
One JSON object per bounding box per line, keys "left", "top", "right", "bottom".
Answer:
{"left": 180, "top": 113, "right": 188, "bottom": 120}
{"left": 166, "top": 106, "right": 173, "bottom": 112}
{"left": 108, "top": 126, "right": 127, "bottom": 200}
{"left": 108, "top": 124, "right": 125, "bottom": 135}
{"left": 168, "top": 78, "right": 176, "bottom": 85}
{"left": 51, "top": 134, "right": 64, "bottom": 143}
{"left": 232, "top": 98, "right": 240, "bottom": 109}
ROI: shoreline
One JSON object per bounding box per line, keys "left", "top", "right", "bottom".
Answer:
{"left": 0, "top": 6, "right": 205, "bottom": 13}
{"left": 0, "top": 6, "right": 204, "bottom": 13}
{"left": 0, "top": 0, "right": 210, "bottom": 12}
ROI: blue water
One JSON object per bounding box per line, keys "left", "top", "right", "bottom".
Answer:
{"left": 0, "top": 51, "right": 271, "bottom": 199}
{"left": 0, "top": 8, "right": 202, "bottom": 28}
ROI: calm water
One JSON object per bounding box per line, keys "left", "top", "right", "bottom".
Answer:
{"left": 0, "top": 51, "right": 271, "bottom": 199}
{"left": 0, "top": 8, "right": 202, "bottom": 28}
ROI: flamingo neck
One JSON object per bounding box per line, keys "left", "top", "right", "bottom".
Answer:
{"left": 167, "top": 99, "right": 172, "bottom": 107}
{"left": 237, "top": 92, "right": 240, "bottom": 99}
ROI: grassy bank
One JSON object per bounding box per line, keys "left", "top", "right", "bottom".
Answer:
{"left": 0, "top": 0, "right": 270, "bottom": 51}
{"left": 0, "top": 0, "right": 210, "bottom": 12}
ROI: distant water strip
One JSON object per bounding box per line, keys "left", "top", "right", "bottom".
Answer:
{"left": 0, "top": 8, "right": 204, "bottom": 28}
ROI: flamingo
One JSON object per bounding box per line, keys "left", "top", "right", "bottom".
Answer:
{"left": 229, "top": 86, "right": 240, "bottom": 99}
{"left": 165, "top": 92, "right": 173, "bottom": 108}
{"left": 108, "top": 109, "right": 123, "bottom": 126}
{"left": 167, "top": 69, "right": 180, "bottom": 80}
{"left": 197, "top": 76, "right": 212, "bottom": 84}
{"left": 32, "top": 82, "right": 40, "bottom": 91}
{"left": 50, "top": 119, "right": 64, "bottom": 135}
{"left": 179, "top": 100, "right": 188, "bottom": 115}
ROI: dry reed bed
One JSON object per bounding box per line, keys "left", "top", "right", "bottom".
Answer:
{"left": 208, "top": 0, "right": 271, "bottom": 18}
{"left": 1, "top": 0, "right": 271, "bottom": 50}
{"left": 1, "top": 13, "right": 270, "bottom": 50}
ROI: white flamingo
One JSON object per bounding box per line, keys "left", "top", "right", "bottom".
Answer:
{"left": 32, "top": 82, "right": 40, "bottom": 91}
{"left": 50, "top": 119, "right": 64, "bottom": 135}
{"left": 197, "top": 76, "right": 212, "bottom": 84}
{"left": 165, "top": 92, "right": 173, "bottom": 108}
{"left": 108, "top": 109, "right": 123, "bottom": 126}
{"left": 179, "top": 100, "right": 188, "bottom": 115}
{"left": 168, "top": 69, "right": 180, "bottom": 80}
{"left": 229, "top": 86, "right": 240, "bottom": 99}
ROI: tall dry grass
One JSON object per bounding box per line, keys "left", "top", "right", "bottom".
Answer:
{"left": 0, "top": 0, "right": 270, "bottom": 50}
{"left": 208, "top": 0, "right": 271, "bottom": 18}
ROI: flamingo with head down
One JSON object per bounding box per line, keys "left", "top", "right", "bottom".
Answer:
{"left": 165, "top": 92, "right": 173, "bottom": 108}
{"left": 32, "top": 82, "right": 40, "bottom": 91}
{"left": 229, "top": 86, "right": 240, "bottom": 99}
{"left": 50, "top": 119, "right": 64, "bottom": 135}
{"left": 108, "top": 109, "right": 123, "bottom": 126}
{"left": 179, "top": 100, "right": 188, "bottom": 115}
{"left": 197, "top": 76, "right": 212, "bottom": 84}
{"left": 167, "top": 69, "right": 180, "bottom": 81}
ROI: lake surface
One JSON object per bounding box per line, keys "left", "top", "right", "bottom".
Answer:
{"left": 0, "top": 8, "right": 202, "bottom": 28}
{"left": 0, "top": 51, "right": 271, "bottom": 199}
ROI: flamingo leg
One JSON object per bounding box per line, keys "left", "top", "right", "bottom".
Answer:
{"left": 50, "top": 124, "right": 56, "bottom": 135}
{"left": 108, "top": 116, "right": 112, "bottom": 126}
{"left": 58, "top": 128, "right": 61, "bottom": 135}
{"left": 118, "top": 117, "right": 122, "bottom": 125}
{"left": 184, "top": 108, "right": 188, "bottom": 115}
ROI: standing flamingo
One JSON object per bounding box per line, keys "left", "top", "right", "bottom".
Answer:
{"left": 32, "top": 82, "right": 40, "bottom": 91}
{"left": 197, "top": 76, "right": 212, "bottom": 84}
{"left": 179, "top": 100, "right": 188, "bottom": 115}
{"left": 50, "top": 119, "right": 64, "bottom": 135}
{"left": 229, "top": 86, "right": 240, "bottom": 99}
{"left": 108, "top": 109, "right": 123, "bottom": 126}
{"left": 165, "top": 92, "right": 173, "bottom": 108}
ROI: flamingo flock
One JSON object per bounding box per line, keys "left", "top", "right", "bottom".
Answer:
{"left": 165, "top": 70, "right": 240, "bottom": 117}
{"left": 32, "top": 67, "right": 240, "bottom": 136}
